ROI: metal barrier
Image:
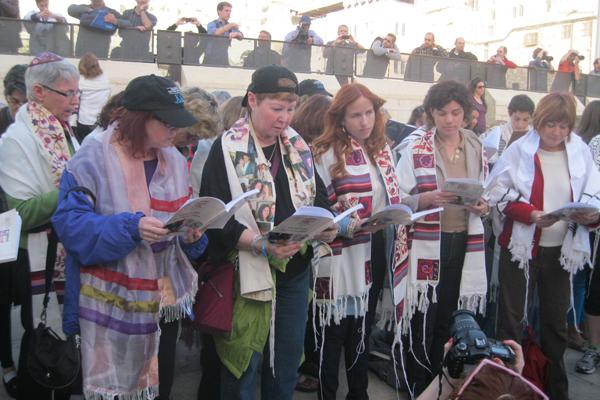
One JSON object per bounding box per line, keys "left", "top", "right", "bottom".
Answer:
{"left": 2, "top": 17, "right": 600, "bottom": 100}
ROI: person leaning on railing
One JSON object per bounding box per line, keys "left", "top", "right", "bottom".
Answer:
{"left": 362, "top": 33, "right": 400, "bottom": 79}
{"left": 68, "top": 0, "right": 131, "bottom": 58}
{"left": 0, "top": 0, "right": 21, "bottom": 53}
{"left": 323, "top": 24, "right": 364, "bottom": 87}
{"left": 24, "top": 0, "right": 70, "bottom": 57}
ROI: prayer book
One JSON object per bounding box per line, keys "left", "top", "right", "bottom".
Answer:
{"left": 268, "top": 204, "right": 364, "bottom": 243}
{"left": 542, "top": 202, "right": 600, "bottom": 222}
{"left": 165, "top": 189, "right": 259, "bottom": 231}
{"left": 0, "top": 209, "right": 21, "bottom": 263}
{"left": 361, "top": 204, "right": 443, "bottom": 229}
{"left": 443, "top": 178, "right": 484, "bottom": 206}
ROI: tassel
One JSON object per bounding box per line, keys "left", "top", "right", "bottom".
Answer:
{"left": 269, "top": 292, "right": 276, "bottom": 376}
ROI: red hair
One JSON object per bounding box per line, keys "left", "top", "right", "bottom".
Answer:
{"left": 111, "top": 107, "right": 155, "bottom": 158}
{"left": 313, "top": 83, "right": 386, "bottom": 179}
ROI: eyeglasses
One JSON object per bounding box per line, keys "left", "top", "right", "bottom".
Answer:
{"left": 40, "top": 84, "right": 82, "bottom": 98}
{"left": 6, "top": 95, "right": 25, "bottom": 106}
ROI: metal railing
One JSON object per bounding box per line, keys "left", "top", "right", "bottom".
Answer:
{"left": 2, "top": 17, "right": 600, "bottom": 100}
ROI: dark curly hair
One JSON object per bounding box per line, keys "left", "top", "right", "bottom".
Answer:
{"left": 423, "top": 80, "right": 472, "bottom": 126}
{"left": 3, "top": 64, "right": 27, "bottom": 97}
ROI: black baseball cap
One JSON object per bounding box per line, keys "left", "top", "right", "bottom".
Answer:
{"left": 241, "top": 65, "right": 298, "bottom": 107}
{"left": 297, "top": 79, "right": 332, "bottom": 97}
{"left": 122, "top": 75, "right": 197, "bottom": 128}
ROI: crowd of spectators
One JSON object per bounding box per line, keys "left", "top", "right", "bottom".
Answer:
{"left": 1, "top": 0, "right": 599, "bottom": 94}
{"left": 3, "top": 3, "right": 600, "bottom": 400}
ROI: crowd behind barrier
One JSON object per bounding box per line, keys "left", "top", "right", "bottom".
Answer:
{"left": 2, "top": 17, "right": 600, "bottom": 100}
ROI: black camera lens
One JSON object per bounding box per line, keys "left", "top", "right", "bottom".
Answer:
{"left": 578, "top": 55, "right": 585, "bottom": 60}
{"left": 450, "top": 310, "right": 479, "bottom": 337}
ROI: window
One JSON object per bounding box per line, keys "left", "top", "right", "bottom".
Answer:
{"left": 583, "top": 21, "right": 593, "bottom": 37}
{"left": 523, "top": 32, "right": 538, "bottom": 47}
{"left": 562, "top": 24, "right": 572, "bottom": 39}
{"left": 466, "top": 0, "right": 478, "bottom": 9}
{"left": 546, "top": 0, "right": 552, "bottom": 11}
{"left": 518, "top": 5, "right": 524, "bottom": 16}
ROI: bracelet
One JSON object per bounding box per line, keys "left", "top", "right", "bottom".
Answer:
{"left": 261, "top": 239, "right": 268, "bottom": 258}
{"left": 250, "top": 235, "right": 262, "bottom": 256}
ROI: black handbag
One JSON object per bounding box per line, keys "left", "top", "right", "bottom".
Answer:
{"left": 27, "top": 230, "right": 81, "bottom": 389}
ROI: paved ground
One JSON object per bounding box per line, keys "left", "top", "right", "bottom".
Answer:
{"left": 2, "top": 307, "right": 599, "bottom": 399}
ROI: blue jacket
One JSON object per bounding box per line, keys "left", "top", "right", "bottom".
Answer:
{"left": 52, "top": 171, "right": 208, "bottom": 336}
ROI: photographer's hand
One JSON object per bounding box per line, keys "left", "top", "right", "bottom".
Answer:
{"left": 501, "top": 340, "right": 524, "bottom": 374}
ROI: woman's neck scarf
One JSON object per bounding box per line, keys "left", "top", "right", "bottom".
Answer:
{"left": 221, "top": 116, "right": 316, "bottom": 301}
{"left": 67, "top": 126, "right": 197, "bottom": 400}
{"left": 28, "top": 100, "right": 74, "bottom": 186}
{"left": 221, "top": 116, "right": 316, "bottom": 370}
{"left": 486, "top": 130, "right": 600, "bottom": 323}
{"left": 397, "top": 129, "right": 488, "bottom": 330}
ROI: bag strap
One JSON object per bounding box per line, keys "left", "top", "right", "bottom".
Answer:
{"left": 269, "top": 141, "right": 281, "bottom": 177}
{"left": 41, "top": 229, "right": 59, "bottom": 324}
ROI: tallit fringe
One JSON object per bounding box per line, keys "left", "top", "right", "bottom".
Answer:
{"left": 160, "top": 294, "right": 195, "bottom": 323}
{"left": 392, "top": 333, "right": 411, "bottom": 400}
{"left": 269, "top": 293, "right": 277, "bottom": 376}
{"left": 84, "top": 386, "right": 158, "bottom": 400}
{"left": 315, "top": 293, "right": 370, "bottom": 328}
{"left": 403, "top": 283, "right": 433, "bottom": 334}
{"left": 458, "top": 294, "right": 487, "bottom": 316}
{"left": 489, "top": 242, "right": 501, "bottom": 302}
{"left": 508, "top": 238, "right": 533, "bottom": 324}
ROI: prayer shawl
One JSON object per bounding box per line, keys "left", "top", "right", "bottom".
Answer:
{"left": 313, "top": 139, "right": 408, "bottom": 329}
{"left": 481, "top": 122, "right": 513, "bottom": 164}
{"left": 220, "top": 117, "right": 315, "bottom": 372}
{"left": 486, "top": 130, "right": 600, "bottom": 321}
{"left": 396, "top": 129, "right": 488, "bottom": 333}
{"left": 0, "top": 101, "right": 78, "bottom": 330}
{"left": 66, "top": 126, "right": 197, "bottom": 400}
{"left": 221, "top": 117, "right": 316, "bottom": 302}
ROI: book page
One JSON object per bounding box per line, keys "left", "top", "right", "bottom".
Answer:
{"left": 443, "top": 178, "right": 484, "bottom": 206}
{"left": 166, "top": 189, "right": 259, "bottom": 231}
{"left": 362, "top": 204, "right": 414, "bottom": 227}
{"left": 0, "top": 209, "right": 21, "bottom": 264}
{"left": 270, "top": 207, "right": 333, "bottom": 242}
{"left": 542, "top": 202, "right": 600, "bottom": 221}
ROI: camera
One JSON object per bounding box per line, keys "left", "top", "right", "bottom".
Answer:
{"left": 184, "top": 17, "right": 193, "bottom": 23}
{"left": 443, "top": 310, "right": 515, "bottom": 379}
{"left": 542, "top": 54, "right": 554, "bottom": 62}
{"left": 294, "top": 29, "right": 309, "bottom": 43}
{"left": 340, "top": 35, "right": 350, "bottom": 40}
{"left": 578, "top": 55, "right": 585, "bottom": 60}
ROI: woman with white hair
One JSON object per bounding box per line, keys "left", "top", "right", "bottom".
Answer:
{"left": 0, "top": 51, "right": 80, "bottom": 399}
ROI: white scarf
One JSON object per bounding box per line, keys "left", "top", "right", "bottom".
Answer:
{"left": 487, "top": 130, "right": 600, "bottom": 320}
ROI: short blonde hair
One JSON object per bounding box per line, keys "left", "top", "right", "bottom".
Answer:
{"left": 182, "top": 87, "right": 222, "bottom": 140}
{"left": 78, "top": 52, "right": 102, "bottom": 79}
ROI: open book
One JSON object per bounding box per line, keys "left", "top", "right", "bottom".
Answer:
{"left": 0, "top": 209, "right": 21, "bottom": 263}
{"left": 268, "top": 204, "right": 364, "bottom": 243}
{"left": 541, "top": 202, "right": 600, "bottom": 222}
{"left": 443, "top": 178, "right": 484, "bottom": 206}
{"left": 361, "top": 204, "right": 443, "bottom": 229}
{"left": 165, "top": 189, "right": 259, "bottom": 231}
